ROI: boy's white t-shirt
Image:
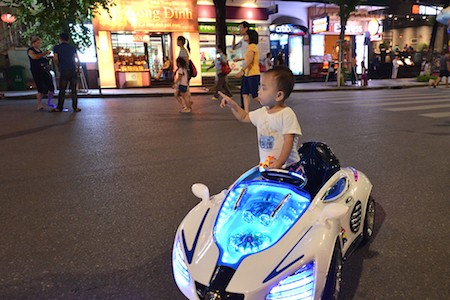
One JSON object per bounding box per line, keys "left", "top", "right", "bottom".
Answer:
{"left": 249, "top": 106, "right": 302, "bottom": 167}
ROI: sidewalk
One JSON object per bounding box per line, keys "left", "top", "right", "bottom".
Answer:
{"left": 1, "top": 78, "right": 428, "bottom": 99}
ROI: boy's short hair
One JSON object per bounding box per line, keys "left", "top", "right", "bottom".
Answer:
{"left": 265, "top": 66, "right": 295, "bottom": 100}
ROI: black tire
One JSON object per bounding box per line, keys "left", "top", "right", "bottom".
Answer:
{"left": 322, "top": 239, "right": 343, "bottom": 300}
{"left": 361, "top": 196, "right": 375, "bottom": 246}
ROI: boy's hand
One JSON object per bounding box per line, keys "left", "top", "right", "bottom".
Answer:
{"left": 218, "top": 91, "right": 233, "bottom": 108}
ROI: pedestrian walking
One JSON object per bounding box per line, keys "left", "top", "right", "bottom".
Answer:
{"left": 235, "top": 29, "right": 260, "bottom": 113}
{"left": 176, "top": 36, "right": 193, "bottom": 108}
{"left": 391, "top": 56, "right": 400, "bottom": 79}
{"left": 207, "top": 45, "right": 232, "bottom": 100}
{"left": 51, "top": 33, "right": 81, "bottom": 112}
{"left": 27, "top": 36, "right": 55, "bottom": 110}
{"left": 173, "top": 57, "right": 191, "bottom": 113}
{"left": 232, "top": 21, "right": 250, "bottom": 109}
{"left": 351, "top": 55, "right": 357, "bottom": 84}
{"left": 431, "top": 51, "right": 450, "bottom": 88}
{"left": 361, "top": 61, "right": 368, "bottom": 86}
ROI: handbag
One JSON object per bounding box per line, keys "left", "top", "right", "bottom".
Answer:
{"left": 188, "top": 60, "right": 197, "bottom": 78}
{"left": 40, "top": 60, "right": 52, "bottom": 73}
{"left": 221, "top": 61, "right": 231, "bottom": 75}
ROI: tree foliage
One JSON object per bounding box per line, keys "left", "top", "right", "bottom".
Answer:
{"left": 4, "top": 0, "right": 114, "bottom": 50}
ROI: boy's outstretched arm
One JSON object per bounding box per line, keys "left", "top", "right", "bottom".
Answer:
{"left": 219, "top": 91, "right": 250, "bottom": 123}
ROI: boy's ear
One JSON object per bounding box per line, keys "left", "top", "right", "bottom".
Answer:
{"left": 276, "top": 91, "right": 284, "bottom": 102}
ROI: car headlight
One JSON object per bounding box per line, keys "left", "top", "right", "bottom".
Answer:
{"left": 172, "top": 238, "right": 191, "bottom": 288}
{"left": 266, "top": 262, "right": 315, "bottom": 300}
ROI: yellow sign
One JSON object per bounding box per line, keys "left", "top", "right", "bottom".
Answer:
{"left": 93, "top": 0, "right": 198, "bottom": 32}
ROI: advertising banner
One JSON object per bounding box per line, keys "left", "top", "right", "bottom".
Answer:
{"left": 93, "top": 0, "right": 198, "bottom": 32}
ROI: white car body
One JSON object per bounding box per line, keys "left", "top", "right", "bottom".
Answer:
{"left": 173, "top": 143, "right": 374, "bottom": 300}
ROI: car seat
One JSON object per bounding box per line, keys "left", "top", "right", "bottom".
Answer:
{"left": 298, "top": 142, "right": 340, "bottom": 197}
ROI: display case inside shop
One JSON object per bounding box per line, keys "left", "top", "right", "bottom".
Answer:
{"left": 112, "top": 34, "right": 151, "bottom": 87}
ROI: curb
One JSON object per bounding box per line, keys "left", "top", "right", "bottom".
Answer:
{"left": 0, "top": 83, "right": 429, "bottom": 99}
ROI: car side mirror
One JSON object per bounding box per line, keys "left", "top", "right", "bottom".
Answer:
{"left": 319, "top": 203, "right": 348, "bottom": 226}
{"left": 192, "top": 183, "right": 210, "bottom": 203}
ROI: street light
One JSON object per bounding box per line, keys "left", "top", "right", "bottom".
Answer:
{"left": 1, "top": 13, "right": 16, "bottom": 45}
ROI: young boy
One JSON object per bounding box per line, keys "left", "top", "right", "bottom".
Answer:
{"left": 219, "top": 65, "right": 302, "bottom": 171}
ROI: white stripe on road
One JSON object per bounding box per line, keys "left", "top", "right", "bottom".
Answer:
{"left": 385, "top": 103, "right": 450, "bottom": 111}
{"left": 419, "top": 111, "right": 450, "bottom": 118}
{"left": 314, "top": 93, "right": 446, "bottom": 102}
{"left": 357, "top": 99, "right": 450, "bottom": 106}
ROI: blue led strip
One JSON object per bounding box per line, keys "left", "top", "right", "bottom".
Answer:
{"left": 182, "top": 208, "right": 210, "bottom": 264}
{"left": 263, "top": 226, "right": 312, "bottom": 283}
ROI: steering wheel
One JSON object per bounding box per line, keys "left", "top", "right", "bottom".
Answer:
{"left": 261, "top": 168, "right": 307, "bottom": 187}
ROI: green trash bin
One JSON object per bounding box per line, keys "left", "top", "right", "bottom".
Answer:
{"left": 0, "top": 69, "right": 7, "bottom": 91}
{"left": 8, "top": 65, "right": 27, "bottom": 91}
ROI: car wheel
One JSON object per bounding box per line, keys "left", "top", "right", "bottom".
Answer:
{"left": 361, "top": 196, "right": 375, "bottom": 246}
{"left": 322, "top": 239, "right": 343, "bottom": 300}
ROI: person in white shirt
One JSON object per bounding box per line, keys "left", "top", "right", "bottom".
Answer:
{"left": 264, "top": 52, "right": 274, "bottom": 71}
{"left": 392, "top": 56, "right": 400, "bottom": 79}
{"left": 219, "top": 66, "right": 302, "bottom": 171}
{"left": 232, "top": 21, "right": 250, "bottom": 109}
{"left": 173, "top": 57, "right": 191, "bottom": 113}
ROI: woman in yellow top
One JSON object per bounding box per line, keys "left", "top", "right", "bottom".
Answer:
{"left": 236, "top": 29, "right": 260, "bottom": 112}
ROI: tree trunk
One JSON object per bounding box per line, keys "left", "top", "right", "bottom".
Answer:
{"left": 337, "top": 16, "right": 346, "bottom": 87}
{"left": 214, "top": 0, "right": 227, "bottom": 54}
{"left": 428, "top": 19, "right": 439, "bottom": 61}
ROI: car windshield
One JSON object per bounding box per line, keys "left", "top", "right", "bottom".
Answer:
{"left": 214, "top": 173, "right": 311, "bottom": 267}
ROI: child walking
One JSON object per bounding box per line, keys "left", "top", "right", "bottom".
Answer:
{"left": 173, "top": 57, "right": 192, "bottom": 113}
{"left": 219, "top": 65, "right": 302, "bottom": 171}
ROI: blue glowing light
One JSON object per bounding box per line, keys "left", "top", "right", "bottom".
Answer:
{"left": 214, "top": 180, "right": 310, "bottom": 267}
{"left": 266, "top": 262, "right": 315, "bottom": 300}
{"left": 172, "top": 239, "right": 190, "bottom": 288}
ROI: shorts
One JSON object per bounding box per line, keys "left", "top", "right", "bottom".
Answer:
{"left": 241, "top": 75, "right": 260, "bottom": 98}
{"left": 178, "top": 84, "right": 188, "bottom": 93}
{"left": 439, "top": 70, "right": 449, "bottom": 77}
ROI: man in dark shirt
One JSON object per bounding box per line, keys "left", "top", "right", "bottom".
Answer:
{"left": 51, "top": 33, "right": 81, "bottom": 112}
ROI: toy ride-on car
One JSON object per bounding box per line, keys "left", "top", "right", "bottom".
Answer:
{"left": 172, "top": 142, "right": 375, "bottom": 300}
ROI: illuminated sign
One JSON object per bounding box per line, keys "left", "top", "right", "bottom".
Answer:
{"left": 333, "top": 23, "right": 363, "bottom": 34}
{"left": 367, "top": 19, "right": 380, "bottom": 35}
{"left": 198, "top": 22, "right": 255, "bottom": 34}
{"left": 412, "top": 4, "right": 442, "bottom": 16}
{"left": 312, "top": 16, "right": 329, "bottom": 34}
{"left": 269, "top": 24, "right": 305, "bottom": 35}
{"left": 93, "top": 0, "right": 198, "bottom": 32}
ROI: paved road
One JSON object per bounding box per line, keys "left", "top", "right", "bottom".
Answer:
{"left": 0, "top": 87, "right": 449, "bottom": 299}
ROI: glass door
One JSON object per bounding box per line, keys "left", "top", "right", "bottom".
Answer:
{"left": 147, "top": 34, "right": 171, "bottom": 79}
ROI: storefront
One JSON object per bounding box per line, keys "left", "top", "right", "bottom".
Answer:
{"left": 309, "top": 9, "right": 383, "bottom": 79}
{"left": 92, "top": 0, "right": 201, "bottom": 88}
{"left": 269, "top": 23, "right": 307, "bottom": 75}
{"left": 197, "top": 4, "right": 270, "bottom": 77}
